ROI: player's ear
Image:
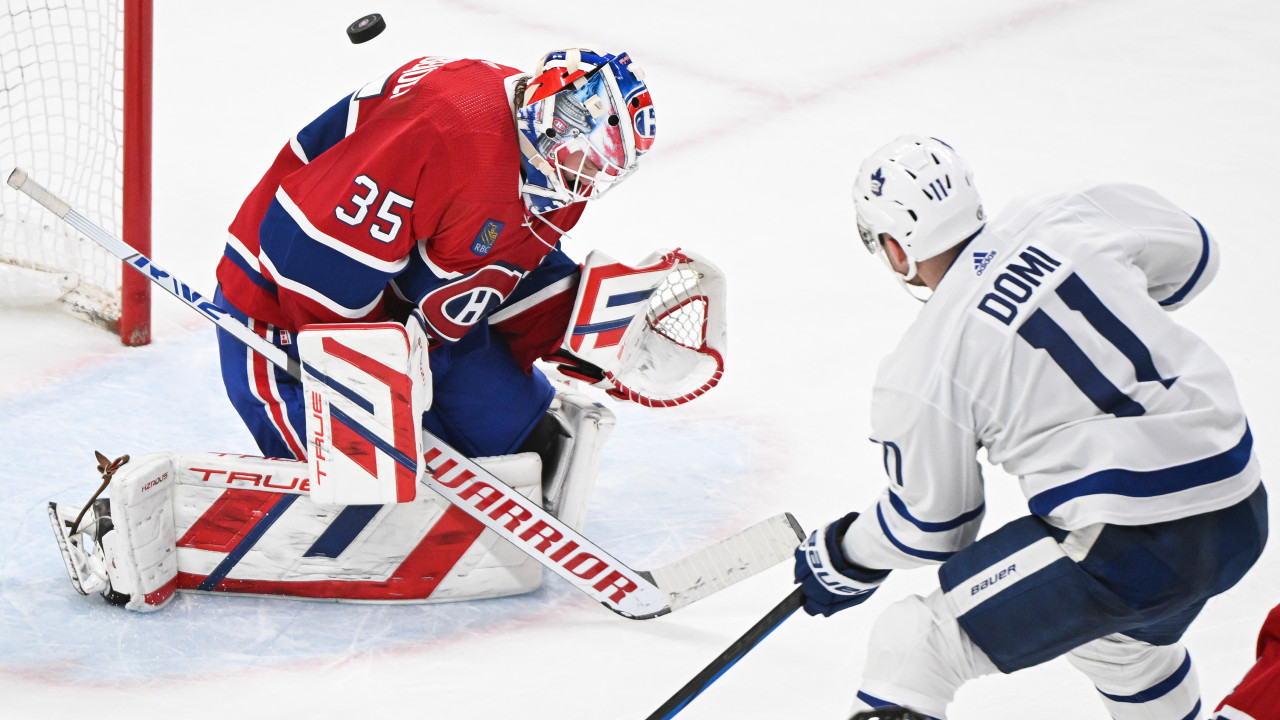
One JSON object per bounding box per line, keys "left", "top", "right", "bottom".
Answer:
{"left": 882, "top": 235, "right": 909, "bottom": 269}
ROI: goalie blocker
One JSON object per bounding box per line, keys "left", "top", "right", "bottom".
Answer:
{"left": 48, "top": 390, "right": 614, "bottom": 611}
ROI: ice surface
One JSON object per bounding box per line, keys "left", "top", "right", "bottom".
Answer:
{"left": 1, "top": 1, "right": 1277, "bottom": 718}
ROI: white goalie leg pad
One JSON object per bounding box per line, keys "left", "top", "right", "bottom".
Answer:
{"left": 99, "top": 452, "right": 181, "bottom": 612}
{"left": 423, "top": 452, "right": 545, "bottom": 602}
{"left": 298, "top": 321, "right": 431, "bottom": 506}
{"left": 168, "top": 450, "right": 544, "bottom": 603}
{"left": 540, "top": 390, "right": 616, "bottom": 532}
{"left": 54, "top": 450, "right": 548, "bottom": 611}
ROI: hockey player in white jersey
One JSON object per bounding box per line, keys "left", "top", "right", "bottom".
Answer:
{"left": 793, "top": 135, "right": 1268, "bottom": 719}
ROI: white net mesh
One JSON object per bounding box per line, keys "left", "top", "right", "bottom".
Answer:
{"left": 610, "top": 254, "right": 726, "bottom": 407}
{"left": 647, "top": 265, "right": 709, "bottom": 350}
{"left": 0, "top": 0, "right": 124, "bottom": 326}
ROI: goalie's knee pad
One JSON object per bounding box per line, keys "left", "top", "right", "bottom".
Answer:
{"left": 530, "top": 390, "right": 615, "bottom": 532}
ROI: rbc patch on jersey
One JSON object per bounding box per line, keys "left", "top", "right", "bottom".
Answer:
{"left": 471, "top": 219, "right": 504, "bottom": 256}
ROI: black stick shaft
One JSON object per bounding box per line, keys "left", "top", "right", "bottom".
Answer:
{"left": 645, "top": 586, "right": 805, "bottom": 720}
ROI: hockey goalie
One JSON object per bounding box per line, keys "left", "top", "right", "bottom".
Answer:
{"left": 47, "top": 248, "right": 728, "bottom": 612}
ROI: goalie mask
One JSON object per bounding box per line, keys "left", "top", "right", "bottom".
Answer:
{"left": 517, "top": 48, "right": 656, "bottom": 214}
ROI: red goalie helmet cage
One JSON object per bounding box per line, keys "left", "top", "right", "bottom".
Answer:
{"left": 0, "top": 0, "right": 152, "bottom": 345}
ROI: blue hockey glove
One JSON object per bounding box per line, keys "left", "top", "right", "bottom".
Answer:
{"left": 794, "top": 511, "right": 891, "bottom": 617}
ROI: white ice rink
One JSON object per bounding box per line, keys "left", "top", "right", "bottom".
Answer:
{"left": 2, "top": 1, "right": 1278, "bottom": 718}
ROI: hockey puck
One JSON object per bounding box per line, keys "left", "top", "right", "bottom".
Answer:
{"left": 346, "top": 13, "right": 386, "bottom": 44}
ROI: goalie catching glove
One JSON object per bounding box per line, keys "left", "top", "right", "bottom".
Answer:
{"left": 794, "top": 511, "right": 891, "bottom": 617}
{"left": 554, "top": 248, "right": 726, "bottom": 407}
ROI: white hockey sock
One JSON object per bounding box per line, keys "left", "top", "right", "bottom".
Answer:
{"left": 1068, "top": 635, "right": 1203, "bottom": 720}
{"left": 855, "top": 590, "right": 1001, "bottom": 719}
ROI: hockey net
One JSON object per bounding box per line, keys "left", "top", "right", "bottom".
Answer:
{"left": 0, "top": 0, "right": 150, "bottom": 344}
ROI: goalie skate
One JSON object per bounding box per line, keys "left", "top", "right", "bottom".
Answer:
{"left": 48, "top": 499, "right": 115, "bottom": 599}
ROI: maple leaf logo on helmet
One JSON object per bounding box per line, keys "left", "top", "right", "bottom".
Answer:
{"left": 870, "top": 168, "right": 886, "bottom": 196}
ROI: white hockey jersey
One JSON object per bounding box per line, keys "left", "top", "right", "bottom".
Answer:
{"left": 844, "top": 182, "right": 1261, "bottom": 572}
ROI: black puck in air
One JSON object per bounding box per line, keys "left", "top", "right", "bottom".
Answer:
{"left": 347, "top": 13, "right": 386, "bottom": 44}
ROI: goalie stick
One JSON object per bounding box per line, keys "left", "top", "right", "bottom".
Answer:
{"left": 8, "top": 167, "right": 804, "bottom": 619}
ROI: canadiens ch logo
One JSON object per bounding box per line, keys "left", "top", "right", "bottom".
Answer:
{"left": 870, "top": 168, "right": 886, "bottom": 196}
{"left": 633, "top": 104, "right": 657, "bottom": 140}
{"left": 471, "top": 219, "right": 504, "bottom": 256}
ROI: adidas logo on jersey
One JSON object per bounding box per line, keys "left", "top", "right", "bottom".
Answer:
{"left": 973, "top": 250, "right": 998, "bottom": 275}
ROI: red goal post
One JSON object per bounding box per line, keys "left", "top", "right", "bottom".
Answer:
{"left": 0, "top": 0, "right": 152, "bottom": 345}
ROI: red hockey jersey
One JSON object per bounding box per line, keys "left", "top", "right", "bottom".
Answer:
{"left": 1215, "top": 603, "right": 1280, "bottom": 720}
{"left": 218, "top": 56, "right": 584, "bottom": 366}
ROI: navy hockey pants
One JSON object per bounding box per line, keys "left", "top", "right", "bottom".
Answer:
{"left": 938, "top": 482, "right": 1268, "bottom": 673}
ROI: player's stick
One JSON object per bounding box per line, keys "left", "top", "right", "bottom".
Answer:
{"left": 7, "top": 167, "right": 804, "bottom": 619}
{"left": 646, "top": 587, "right": 805, "bottom": 719}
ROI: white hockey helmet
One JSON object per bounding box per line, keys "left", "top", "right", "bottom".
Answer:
{"left": 852, "top": 135, "right": 985, "bottom": 263}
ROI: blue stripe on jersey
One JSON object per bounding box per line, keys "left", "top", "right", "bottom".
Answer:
{"left": 1159, "top": 216, "right": 1211, "bottom": 307}
{"left": 295, "top": 93, "right": 354, "bottom": 162}
{"left": 1027, "top": 425, "right": 1253, "bottom": 517}
{"left": 1098, "top": 651, "right": 1191, "bottom": 703}
{"left": 259, "top": 198, "right": 395, "bottom": 312}
{"left": 222, "top": 246, "right": 277, "bottom": 294}
{"left": 303, "top": 504, "right": 382, "bottom": 558}
{"left": 875, "top": 504, "right": 956, "bottom": 562}
{"left": 390, "top": 254, "right": 448, "bottom": 306}
{"left": 198, "top": 493, "right": 299, "bottom": 590}
{"left": 872, "top": 439, "right": 904, "bottom": 486}
{"left": 495, "top": 245, "right": 578, "bottom": 309}
{"left": 886, "top": 491, "right": 984, "bottom": 533}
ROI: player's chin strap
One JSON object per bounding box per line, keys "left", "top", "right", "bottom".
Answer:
{"left": 876, "top": 251, "right": 933, "bottom": 303}
{"left": 555, "top": 248, "right": 727, "bottom": 408}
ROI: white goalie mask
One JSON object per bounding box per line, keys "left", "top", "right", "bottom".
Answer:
{"left": 852, "top": 135, "right": 985, "bottom": 287}
{"left": 516, "top": 48, "right": 656, "bottom": 215}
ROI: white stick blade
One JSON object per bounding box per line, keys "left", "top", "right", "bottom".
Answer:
{"left": 651, "top": 512, "right": 804, "bottom": 611}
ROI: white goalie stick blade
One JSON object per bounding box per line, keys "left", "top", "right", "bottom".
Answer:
{"left": 641, "top": 512, "right": 805, "bottom": 612}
